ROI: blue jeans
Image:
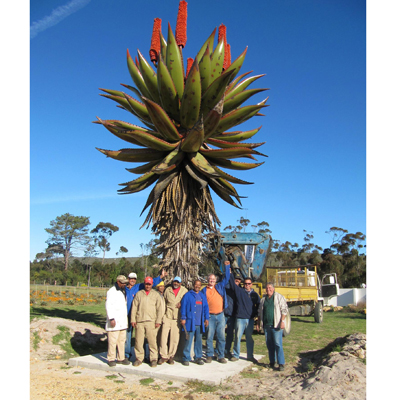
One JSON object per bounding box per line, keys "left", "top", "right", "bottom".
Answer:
{"left": 183, "top": 325, "right": 203, "bottom": 362}
{"left": 125, "top": 325, "right": 136, "bottom": 360}
{"left": 206, "top": 312, "right": 226, "bottom": 359}
{"left": 264, "top": 325, "right": 285, "bottom": 365}
{"left": 225, "top": 315, "right": 236, "bottom": 355}
{"left": 233, "top": 318, "right": 254, "bottom": 359}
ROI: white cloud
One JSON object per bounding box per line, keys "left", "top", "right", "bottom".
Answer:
{"left": 31, "top": 0, "right": 91, "bottom": 39}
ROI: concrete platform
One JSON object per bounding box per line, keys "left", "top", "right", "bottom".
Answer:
{"left": 68, "top": 353, "right": 264, "bottom": 385}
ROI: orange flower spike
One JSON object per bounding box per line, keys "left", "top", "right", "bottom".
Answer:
{"left": 150, "top": 17, "right": 162, "bottom": 65}
{"left": 186, "top": 57, "right": 194, "bottom": 79}
{"left": 225, "top": 43, "right": 232, "bottom": 70}
{"left": 175, "top": 1, "right": 188, "bottom": 48}
{"left": 218, "top": 23, "right": 227, "bottom": 46}
{"left": 218, "top": 24, "right": 230, "bottom": 70}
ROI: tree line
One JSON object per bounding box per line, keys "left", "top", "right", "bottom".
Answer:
{"left": 31, "top": 213, "right": 366, "bottom": 288}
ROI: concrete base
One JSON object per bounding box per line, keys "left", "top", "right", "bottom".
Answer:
{"left": 68, "top": 353, "right": 265, "bottom": 385}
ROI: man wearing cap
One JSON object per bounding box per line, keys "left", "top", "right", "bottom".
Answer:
{"left": 201, "top": 260, "right": 231, "bottom": 364}
{"left": 125, "top": 269, "right": 166, "bottom": 360}
{"left": 158, "top": 276, "right": 188, "bottom": 365}
{"left": 131, "top": 276, "right": 164, "bottom": 367}
{"left": 105, "top": 275, "right": 131, "bottom": 367}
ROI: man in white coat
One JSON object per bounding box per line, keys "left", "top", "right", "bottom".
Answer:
{"left": 105, "top": 275, "right": 131, "bottom": 367}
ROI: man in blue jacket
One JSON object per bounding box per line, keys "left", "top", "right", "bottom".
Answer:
{"left": 125, "top": 269, "right": 167, "bottom": 359}
{"left": 180, "top": 279, "right": 209, "bottom": 366}
{"left": 201, "top": 260, "right": 231, "bottom": 363}
{"left": 228, "top": 273, "right": 260, "bottom": 362}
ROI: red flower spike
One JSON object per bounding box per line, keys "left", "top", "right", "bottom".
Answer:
{"left": 218, "top": 24, "right": 227, "bottom": 46}
{"left": 150, "top": 18, "right": 162, "bottom": 64}
{"left": 186, "top": 57, "right": 194, "bottom": 79}
{"left": 175, "top": 1, "right": 187, "bottom": 48}
{"left": 224, "top": 43, "right": 231, "bottom": 70}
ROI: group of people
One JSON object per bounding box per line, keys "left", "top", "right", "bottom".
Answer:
{"left": 105, "top": 260, "right": 288, "bottom": 371}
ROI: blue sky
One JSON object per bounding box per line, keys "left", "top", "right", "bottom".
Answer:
{"left": 28, "top": 0, "right": 367, "bottom": 261}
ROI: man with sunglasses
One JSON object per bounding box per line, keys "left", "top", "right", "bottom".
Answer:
{"left": 228, "top": 274, "right": 260, "bottom": 362}
{"left": 131, "top": 276, "right": 164, "bottom": 368}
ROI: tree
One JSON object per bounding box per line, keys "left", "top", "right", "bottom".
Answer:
{"left": 95, "top": 3, "right": 268, "bottom": 286}
{"left": 116, "top": 246, "right": 128, "bottom": 256}
{"left": 45, "top": 213, "right": 90, "bottom": 270}
{"left": 83, "top": 240, "right": 99, "bottom": 287}
{"left": 91, "top": 222, "right": 119, "bottom": 264}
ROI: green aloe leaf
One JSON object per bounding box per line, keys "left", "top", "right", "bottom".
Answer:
{"left": 137, "top": 49, "right": 160, "bottom": 104}
{"left": 180, "top": 58, "right": 202, "bottom": 130}
{"left": 127, "top": 49, "right": 153, "bottom": 99}
{"left": 166, "top": 22, "right": 184, "bottom": 99}
{"left": 96, "top": 147, "right": 167, "bottom": 163}
{"left": 213, "top": 126, "right": 262, "bottom": 142}
{"left": 181, "top": 115, "right": 204, "bottom": 153}
{"left": 195, "top": 28, "right": 216, "bottom": 63}
{"left": 223, "top": 88, "right": 268, "bottom": 115}
{"left": 209, "top": 39, "right": 225, "bottom": 85}
{"left": 142, "top": 97, "right": 182, "bottom": 141}
{"left": 157, "top": 54, "right": 180, "bottom": 121}
{"left": 209, "top": 158, "right": 265, "bottom": 170}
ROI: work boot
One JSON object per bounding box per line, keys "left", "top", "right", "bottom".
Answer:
{"left": 279, "top": 364, "right": 285, "bottom": 371}
{"left": 230, "top": 356, "right": 239, "bottom": 362}
{"left": 182, "top": 361, "right": 189, "bottom": 366}
{"left": 218, "top": 357, "right": 227, "bottom": 364}
{"left": 108, "top": 361, "right": 116, "bottom": 367}
{"left": 157, "top": 357, "right": 168, "bottom": 365}
{"left": 205, "top": 356, "right": 212, "bottom": 363}
{"left": 132, "top": 360, "right": 142, "bottom": 367}
{"left": 269, "top": 362, "right": 275, "bottom": 369}
{"left": 117, "top": 358, "right": 130, "bottom": 365}
{"left": 167, "top": 357, "right": 175, "bottom": 365}
{"left": 194, "top": 358, "right": 204, "bottom": 365}
{"left": 150, "top": 360, "right": 157, "bottom": 368}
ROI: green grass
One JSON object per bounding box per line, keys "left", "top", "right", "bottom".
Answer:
{"left": 30, "top": 305, "right": 106, "bottom": 328}
{"left": 51, "top": 325, "right": 78, "bottom": 358}
{"left": 185, "top": 380, "right": 227, "bottom": 393}
{"left": 244, "top": 310, "right": 366, "bottom": 365}
{"left": 139, "top": 378, "right": 155, "bottom": 386}
{"left": 32, "top": 331, "right": 41, "bottom": 351}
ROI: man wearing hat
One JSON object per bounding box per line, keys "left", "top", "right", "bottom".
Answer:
{"left": 125, "top": 269, "right": 167, "bottom": 360}
{"left": 158, "top": 276, "right": 188, "bottom": 365}
{"left": 105, "top": 275, "right": 131, "bottom": 367}
{"left": 131, "top": 276, "right": 164, "bottom": 367}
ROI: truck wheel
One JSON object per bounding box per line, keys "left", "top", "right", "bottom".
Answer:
{"left": 283, "top": 311, "right": 291, "bottom": 337}
{"left": 314, "top": 301, "right": 323, "bottom": 323}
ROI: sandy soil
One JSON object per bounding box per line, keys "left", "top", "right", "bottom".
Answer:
{"left": 30, "top": 317, "right": 366, "bottom": 399}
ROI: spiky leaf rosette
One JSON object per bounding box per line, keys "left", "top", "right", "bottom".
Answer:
{"left": 95, "top": 2, "right": 268, "bottom": 285}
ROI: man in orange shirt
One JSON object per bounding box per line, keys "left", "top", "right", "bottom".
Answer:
{"left": 201, "top": 260, "right": 231, "bottom": 363}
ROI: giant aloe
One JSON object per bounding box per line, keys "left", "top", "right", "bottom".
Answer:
{"left": 95, "top": 1, "right": 269, "bottom": 285}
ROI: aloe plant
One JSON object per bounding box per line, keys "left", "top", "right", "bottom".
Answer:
{"left": 95, "top": 1, "right": 268, "bottom": 285}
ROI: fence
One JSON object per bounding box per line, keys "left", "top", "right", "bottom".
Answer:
{"left": 29, "top": 284, "right": 108, "bottom": 297}
{"left": 326, "top": 288, "right": 367, "bottom": 307}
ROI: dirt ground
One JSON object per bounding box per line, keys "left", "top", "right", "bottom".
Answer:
{"left": 30, "top": 317, "right": 366, "bottom": 399}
